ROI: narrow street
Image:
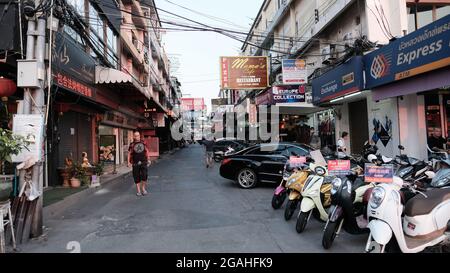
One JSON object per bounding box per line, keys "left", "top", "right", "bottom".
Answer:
{"left": 21, "top": 144, "right": 366, "bottom": 253}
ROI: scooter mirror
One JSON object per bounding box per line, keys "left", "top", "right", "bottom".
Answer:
{"left": 425, "top": 171, "right": 436, "bottom": 179}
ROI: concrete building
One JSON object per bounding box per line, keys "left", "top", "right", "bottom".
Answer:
{"left": 240, "top": 0, "right": 450, "bottom": 158}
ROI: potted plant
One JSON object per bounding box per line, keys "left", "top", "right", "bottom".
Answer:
{"left": 0, "top": 128, "right": 29, "bottom": 174}
{"left": 70, "top": 163, "right": 88, "bottom": 188}
{"left": 90, "top": 162, "right": 104, "bottom": 188}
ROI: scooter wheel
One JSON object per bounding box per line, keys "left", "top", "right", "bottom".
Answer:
{"left": 322, "top": 220, "right": 339, "bottom": 249}
{"left": 284, "top": 200, "right": 298, "bottom": 221}
{"left": 296, "top": 211, "right": 310, "bottom": 233}
{"left": 271, "top": 191, "right": 287, "bottom": 210}
{"left": 214, "top": 157, "right": 222, "bottom": 163}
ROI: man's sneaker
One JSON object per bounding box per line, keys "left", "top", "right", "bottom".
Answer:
{"left": 142, "top": 190, "right": 148, "bottom": 196}
{"left": 136, "top": 192, "right": 142, "bottom": 197}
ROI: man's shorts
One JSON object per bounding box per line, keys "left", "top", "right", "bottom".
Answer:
{"left": 206, "top": 151, "right": 214, "bottom": 159}
{"left": 132, "top": 163, "right": 148, "bottom": 184}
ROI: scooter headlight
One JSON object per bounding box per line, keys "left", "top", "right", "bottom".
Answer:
{"left": 331, "top": 178, "right": 342, "bottom": 195}
{"left": 286, "top": 177, "right": 296, "bottom": 187}
{"left": 283, "top": 172, "right": 291, "bottom": 181}
{"left": 315, "top": 166, "right": 326, "bottom": 176}
{"left": 369, "top": 187, "right": 386, "bottom": 209}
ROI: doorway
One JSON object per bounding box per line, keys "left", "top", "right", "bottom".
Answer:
{"left": 349, "top": 99, "right": 369, "bottom": 154}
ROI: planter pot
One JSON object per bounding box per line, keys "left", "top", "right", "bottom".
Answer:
{"left": 70, "top": 178, "right": 81, "bottom": 188}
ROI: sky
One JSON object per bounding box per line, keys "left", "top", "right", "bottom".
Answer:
{"left": 154, "top": 0, "right": 264, "bottom": 113}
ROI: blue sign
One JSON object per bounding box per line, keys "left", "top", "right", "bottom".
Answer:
{"left": 365, "top": 14, "right": 450, "bottom": 89}
{"left": 312, "top": 56, "right": 364, "bottom": 104}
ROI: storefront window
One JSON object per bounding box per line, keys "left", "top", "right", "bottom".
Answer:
{"left": 317, "top": 110, "right": 336, "bottom": 149}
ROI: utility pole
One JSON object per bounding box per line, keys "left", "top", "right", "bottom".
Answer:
{"left": 18, "top": 0, "right": 48, "bottom": 237}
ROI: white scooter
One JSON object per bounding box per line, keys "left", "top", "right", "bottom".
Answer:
{"left": 295, "top": 164, "right": 332, "bottom": 233}
{"left": 365, "top": 175, "right": 450, "bottom": 253}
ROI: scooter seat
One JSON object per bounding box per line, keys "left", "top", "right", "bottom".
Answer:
{"left": 405, "top": 189, "right": 450, "bottom": 217}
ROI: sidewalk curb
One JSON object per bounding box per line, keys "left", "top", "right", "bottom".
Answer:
{"left": 43, "top": 149, "right": 178, "bottom": 219}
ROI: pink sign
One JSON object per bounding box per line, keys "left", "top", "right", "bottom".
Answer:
{"left": 289, "top": 156, "right": 307, "bottom": 168}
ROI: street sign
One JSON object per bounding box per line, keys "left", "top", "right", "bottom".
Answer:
{"left": 364, "top": 164, "right": 394, "bottom": 183}
{"left": 328, "top": 160, "right": 351, "bottom": 176}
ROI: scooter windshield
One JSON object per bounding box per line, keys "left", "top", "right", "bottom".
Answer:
{"left": 431, "top": 168, "right": 450, "bottom": 186}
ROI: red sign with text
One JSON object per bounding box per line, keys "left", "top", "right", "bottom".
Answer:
{"left": 328, "top": 160, "right": 351, "bottom": 176}
{"left": 55, "top": 73, "right": 93, "bottom": 98}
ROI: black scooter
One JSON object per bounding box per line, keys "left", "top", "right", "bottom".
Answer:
{"left": 321, "top": 158, "right": 373, "bottom": 249}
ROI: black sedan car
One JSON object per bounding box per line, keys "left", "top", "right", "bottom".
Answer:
{"left": 212, "top": 139, "right": 250, "bottom": 161}
{"left": 219, "top": 143, "right": 313, "bottom": 189}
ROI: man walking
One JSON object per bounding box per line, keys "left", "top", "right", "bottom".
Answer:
{"left": 202, "top": 136, "right": 215, "bottom": 168}
{"left": 128, "top": 131, "right": 151, "bottom": 196}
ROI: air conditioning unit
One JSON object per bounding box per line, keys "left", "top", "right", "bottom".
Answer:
{"left": 322, "top": 44, "right": 337, "bottom": 65}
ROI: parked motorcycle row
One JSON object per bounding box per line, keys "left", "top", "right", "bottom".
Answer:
{"left": 271, "top": 143, "right": 450, "bottom": 253}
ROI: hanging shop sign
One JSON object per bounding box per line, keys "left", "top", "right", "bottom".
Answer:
{"left": 272, "top": 85, "right": 306, "bottom": 103}
{"left": 365, "top": 14, "right": 450, "bottom": 89}
{"left": 312, "top": 56, "right": 364, "bottom": 104}
{"left": 220, "top": 56, "right": 269, "bottom": 90}
{"left": 211, "top": 98, "right": 228, "bottom": 106}
{"left": 255, "top": 89, "right": 273, "bottom": 105}
{"left": 282, "top": 59, "right": 308, "bottom": 85}
{"left": 53, "top": 32, "right": 96, "bottom": 83}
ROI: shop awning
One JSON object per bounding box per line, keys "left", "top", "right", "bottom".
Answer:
{"left": 372, "top": 67, "right": 450, "bottom": 101}
{"left": 276, "top": 102, "right": 328, "bottom": 115}
{"left": 95, "top": 66, "right": 133, "bottom": 84}
{"left": 95, "top": 65, "right": 153, "bottom": 100}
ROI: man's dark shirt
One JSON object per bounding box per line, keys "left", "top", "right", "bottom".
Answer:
{"left": 428, "top": 136, "right": 446, "bottom": 150}
{"left": 129, "top": 141, "right": 148, "bottom": 164}
{"left": 203, "top": 140, "right": 215, "bottom": 152}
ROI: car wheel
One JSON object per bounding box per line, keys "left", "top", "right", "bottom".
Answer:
{"left": 237, "top": 168, "right": 258, "bottom": 189}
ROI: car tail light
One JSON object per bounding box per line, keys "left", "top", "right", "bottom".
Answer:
{"left": 222, "top": 158, "right": 232, "bottom": 165}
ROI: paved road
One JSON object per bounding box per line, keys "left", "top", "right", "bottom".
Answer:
{"left": 21, "top": 144, "right": 367, "bottom": 253}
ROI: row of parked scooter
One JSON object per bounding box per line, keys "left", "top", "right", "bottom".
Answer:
{"left": 271, "top": 143, "right": 450, "bottom": 253}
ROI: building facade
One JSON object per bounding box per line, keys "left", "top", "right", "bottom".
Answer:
{"left": 240, "top": 0, "right": 450, "bottom": 158}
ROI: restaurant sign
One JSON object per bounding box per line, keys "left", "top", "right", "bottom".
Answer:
{"left": 220, "top": 56, "right": 269, "bottom": 90}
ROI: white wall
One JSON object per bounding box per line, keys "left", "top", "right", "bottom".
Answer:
{"left": 335, "top": 103, "right": 351, "bottom": 154}
{"left": 365, "top": 0, "right": 409, "bottom": 43}
{"left": 366, "top": 94, "right": 400, "bottom": 158}
{"left": 398, "top": 94, "right": 428, "bottom": 159}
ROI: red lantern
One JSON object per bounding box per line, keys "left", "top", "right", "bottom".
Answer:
{"left": 0, "top": 77, "right": 17, "bottom": 97}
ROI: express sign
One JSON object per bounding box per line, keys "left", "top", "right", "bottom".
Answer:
{"left": 365, "top": 14, "right": 450, "bottom": 89}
